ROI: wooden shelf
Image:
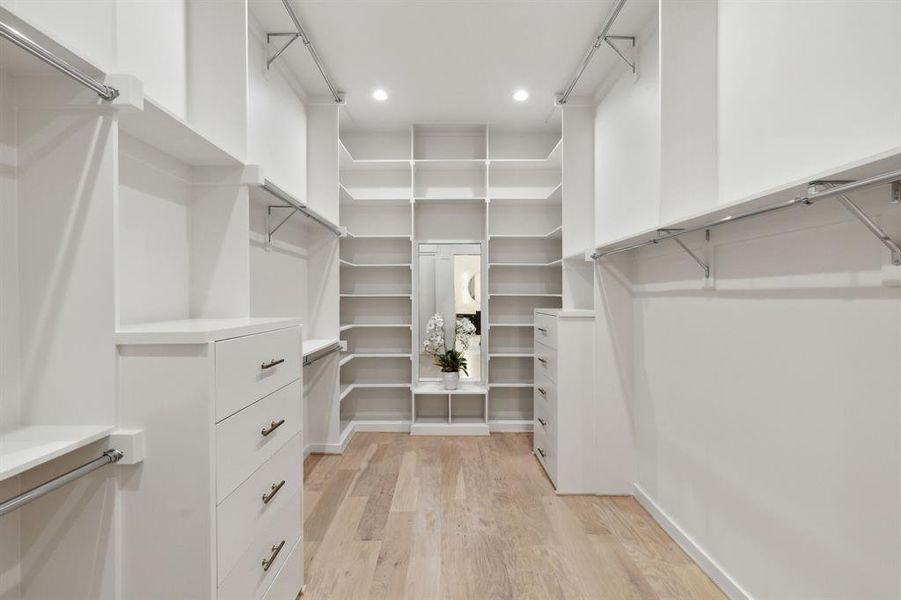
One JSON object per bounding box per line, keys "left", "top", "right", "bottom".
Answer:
{"left": 0, "top": 425, "right": 115, "bottom": 481}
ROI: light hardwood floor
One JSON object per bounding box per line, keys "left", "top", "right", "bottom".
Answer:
{"left": 302, "top": 432, "right": 725, "bottom": 600}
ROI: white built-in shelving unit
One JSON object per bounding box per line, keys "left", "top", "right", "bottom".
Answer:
{"left": 338, "top": 125, "right": 563, "bottom": 436}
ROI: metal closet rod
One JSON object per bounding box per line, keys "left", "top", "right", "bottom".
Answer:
{"left": 262, "top": 180, "right": 344, "bottom": 237}
{"left": 559, "top": 0, "right": 628, "bottom": 104}
{"left": 0, "top": 449, "right": 124, "bottom": 517}
{"left": 0, "top": 20, "right": 119, "bottom": 101}
{"left": 275, "top": 0, "right": 342, "bottom": 103}
{"left": 591, "top": 167, "right": 901, "bottom": 260}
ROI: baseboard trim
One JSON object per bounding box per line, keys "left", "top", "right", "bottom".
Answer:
{"left": 633, "top": 484, "right": 751, "bottom": 600}
{"left": 488, "top": 419, "right": 534, "bottom": 432}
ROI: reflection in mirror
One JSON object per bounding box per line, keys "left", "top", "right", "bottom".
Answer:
{"left": 418, "top": 243, "right": 481, "bottom": 381}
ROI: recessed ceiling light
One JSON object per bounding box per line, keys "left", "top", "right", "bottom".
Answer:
{"left": 513, "top": 89, "right": 529, "bottom": 102}
{"left": 372, "top": 88, "right": 388, "bottom": 102}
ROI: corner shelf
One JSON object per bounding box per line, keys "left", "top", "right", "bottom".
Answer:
{"left": 339, "top": 323, "right": 412, "bottom": 332}
{"left": 340, "top": 383, "right": 412, "bottom": 402}
{"left": 340, "top": 353, "right": 413, "bottom": 367}
{"left": 412, "top": 382, "right": 487, "bottom": 395}
{"left": 0, "top": 425, "right": 116, "bottom": 482}
{"left": 339, "top": 260, "right": 412, "bottom": 268}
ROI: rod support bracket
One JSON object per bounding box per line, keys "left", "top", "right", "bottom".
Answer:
{"left": 892, "top": 181, "right": 900, "bottom": 204}
{"left": 603, "top": 35, "right": 636, "bottom": 74}
{"left": 266, "top": 205, "right": 300, "bottom": 249}
{"left": 659, "top": 229, "right": 710, "bottom": 278}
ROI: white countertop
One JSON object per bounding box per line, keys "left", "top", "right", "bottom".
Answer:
{"left": 115, "top": 317, "right": 302, "bottom": 344}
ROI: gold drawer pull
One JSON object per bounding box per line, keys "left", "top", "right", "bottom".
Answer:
{"left": 261, "top": 358, "right": 285, "bottom": 370}
{"left": 537, "top": 417, "right": 547, "bottom": 427}
{"left": 537, "top": 387, "right": 546, "bottom": 396}
{"left": 261, "top": 419, "right": 285, "bottom": 437}
{"left": 262, "top": 480, "right": 286, "bottom": 504}
{"left": 537, "top": 357, "right": 547, "bottom": 365}
{"left": 261, "top": 540, "right": 286, "bottom": 571}
{"left": 537, "top": 447, "right": 546, "bottom": 458}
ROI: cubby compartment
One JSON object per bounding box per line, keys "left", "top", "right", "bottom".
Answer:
{"left": 413, "top": 124, "right": 487, "bottom": 160}
{"left": 488, "top": 387, "right": 533, "bottom": 421}
{"left": 342, "top": 327, "right": 412, "bottom": 355}
{"left": 488, "top": 168, "right": 560, "bottom": 201}
{"left": 489, "top": 266, "right": 562, "bottom": 296}
{"left": 341, "top": 388, "right": 412, "bottom": 420}
{"left": 488, "top": 295, "right": 563, "bottom": 324}
{"left": 488, "top": 355, "right": 534, "bottom": 387}
{"left": 339, "top": 296, "right": 413, "bottom": 326}
{"left": 451, "top": 394, "right": 487, "bottom": 424}
{"left": 488, "top": 327, "right": 534, "bottom": 355}
{"left": 341, "top": 237, "right": 412, "bottom": 264}
{"left": 488, "top": 198, "right": 562, "bottom": 237}
{"left": 340, "top": 198, "right": 412, "bottom": 238}
{"left": 414, "top": 200, "right": 486, "bottom": 240}
{"left": 341, "top": 130, "right": 411, "bottom": 162}
{"left": 339, "top": 265, "right": 412, "bottom": 295}
{"left": 489, "top": 237, "right": 562, "bottom": 264}
{"left": 413, "top": 394, "right": 450, "bottom": 423}
{"left": 487, "top": 130, "right": 561, "bottom": 161}
{"left": 414, "top": 162, "right": 486, "bottom": 200}
{"left": 341, "top": 168, "right": 412, "bottom": 201}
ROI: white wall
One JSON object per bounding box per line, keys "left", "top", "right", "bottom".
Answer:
{"left": 594, "top": 14, "right": 660, "bottom": 245}
{"left": 717, "top": 0, "right": 901, "bottom": 203}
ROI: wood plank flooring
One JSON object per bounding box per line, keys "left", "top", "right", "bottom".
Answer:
{"left": 302, "top": 432, "right": 725, "bottom": 600}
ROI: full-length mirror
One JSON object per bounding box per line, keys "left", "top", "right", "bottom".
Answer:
{"left": 418, "top": 243, "right": 482, "bottom": 382}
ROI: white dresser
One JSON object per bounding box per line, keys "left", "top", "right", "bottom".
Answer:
{"left": 533, "top": 308, "right": 600, "bottom": 494}
{"left": 116, "top": 318, "right": 304, "bottom": 600}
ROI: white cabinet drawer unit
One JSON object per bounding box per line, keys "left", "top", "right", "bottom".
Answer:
{"left": 116, "top": 318, "right": 304, "bottom": 600}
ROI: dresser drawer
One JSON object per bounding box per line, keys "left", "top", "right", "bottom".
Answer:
{"left": 534, "top": 341, "right": 557, "bottom": 384}
{"left": 217, "top": 489, "right": 302, "bottom": 600}
{"left": 261, "top": 539, "right": 303, "bottom": 600}
{"left": 533, "top": 311, "right": 557, "bottom": 349}
{"left": 216, "top": 380, "right": 301, "bottom": 503}
{"left": 215, "top": 327, "right": 301, "bottom": 422}
{"left": 534, "top": 376, "right": 557, "bottom": 413}
{"left": 218, "top": 433, "right": 302, "bottom": 584}
{"left": 534, "top": 392, "right": 555, "bottom": 444}
{"left": 533, "top": 426, "right": 556, "bottom": 485}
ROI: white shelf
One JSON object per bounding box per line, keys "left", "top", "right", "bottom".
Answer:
{"left": 119, "top": 95, "right": 244, "bottom": 167}
{"left": 487, "top": 322, "right": 533, "bottom": 328}
{"left": 303, "top": 338, "right": 340, "bottom": 358}
{"left": 412, "top": 197, "right": 487, "bottom": 203}
{"left": 0, "top": 425, "right": 116, "bottom": 481}
{"left": 489, "top": 353, "right": 534, "bottom": 359}
{"left": 488, "top": 260, "right": 562, "bottom": 268}
{"left": 412, "top": 382, "right": 487, "bottom": 395}
{"left": 338, "top": 183, "right": 411, "bottom": 204}
{"left": 339, "top": 323, "right": 412, "bottom": 332}
{"left": 488, "top": 138, "right": 562, "bottom": 166}
{"left": 339, "top": 140, "right": 410, "bottom": 169}
{"left": 115, "top": 317, "right": 301, "bottom": 345}
{"left": 340, "top": 353, "right": 413, "bottom": 366}
{"left": 344, "top": 232, "right": 412, "bottom": 240}
{"left": 488, "top": 293, "right": 563, "bottom": 298}
{"left": 489, "top": 225, "right": 562, "bottom": 240}
{"left": 410, "top": 421, "right": 489, "bottom": 436}
{"left": 340, "top": 383, "right": 411, "bottom": 402}
{"left": 490, "top": 183, "right": 562, "bottom": 204}
{"left": 339, "top": 293, "right": 413, "bottom": 299}
{"left": 488, "top": 382, "right": 533, "bottom": 388}
{"left": 339, "top": 260, "right": 411, "bottom": 268}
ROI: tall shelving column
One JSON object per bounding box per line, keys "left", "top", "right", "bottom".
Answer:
{"left": 337, "top": 133, "right": 414, "bottom": 444}
{"left": 411, "top": 125, "right": 489, "bottom": 435}
{"left": 486, "top": 129, "right": 563, "bottom": 429}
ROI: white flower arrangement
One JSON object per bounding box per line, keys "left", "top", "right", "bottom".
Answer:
{"left": 422, "top": 312, "right": 476, "bottom": 374}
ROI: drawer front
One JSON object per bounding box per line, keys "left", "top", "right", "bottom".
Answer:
{"left": 218, "top": 433, "right": 302, "bottom": 583}
{"left": 533, "top": 375, "right": 557, "bottom": 414}
{"left": 261, "top": 539, "right": 303, "bottom": 600}
{"left": 533, "top": 425, "right": 556, "bottom": 485}
{"left": 216, "top": 380, "right": 301, "bottom": 503}
{"left": 533, "top": 391, "right": 555, "bottom": 445}
{"left": 217, "top": 490, "right": 302, "bottom": 600}
{"left": 533, "top": 312, "right": 557, "bottom": 350}
{"left": 533, "top": 341, "right": 557, "bottom": 384}
{"left": 215, "top": 327, "right": 301, "bottom": 422}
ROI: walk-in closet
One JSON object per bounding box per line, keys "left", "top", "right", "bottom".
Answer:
{"left": 0, "top": 1, "right": 898, "bottom": 599}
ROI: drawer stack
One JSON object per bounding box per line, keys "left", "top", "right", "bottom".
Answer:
{"left": 117, "top": 319, "right": 305, "bottom": 600}
{"left": 214, "top": 328, "right": 304, "bottom": 599}
{"left": 532, "top": 309, "right": 597, "bottom": 494}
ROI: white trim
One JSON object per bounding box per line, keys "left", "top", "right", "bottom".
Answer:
{"left": 633, "top": 484, "right": 752, "bottom": 600}
{"left": 488, "top": 419, "right": 534, "bottom": 432}
{"left": 410, "top": 422, "right": 490, "bottom": 436}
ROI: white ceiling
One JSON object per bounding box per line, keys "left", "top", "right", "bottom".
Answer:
{"left": 250, "top": 0, "right": 656, "bottom": 132}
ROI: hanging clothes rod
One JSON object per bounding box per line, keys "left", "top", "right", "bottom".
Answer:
{"left": 303, "top": 344, "right": 342, "bottom": 367}
{"left": 267, "top": 0, "right": 342, "bottom": 103}
{"left": 559, "top": 0, "right": 628, "bottom": 104}
{"left": 591, "top": 167, "right": 901, "bottom": 263}
{"left": 262, "top": 180, "right": 345, "bottom": 240}
{"left": 0, "top": 19, "right": 119, "bottom": 101}
{"left": 0, "top": 449, "right": 123, "bottom": 517}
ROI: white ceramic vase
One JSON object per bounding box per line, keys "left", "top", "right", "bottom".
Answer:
{"left": 442, "top": 372, "right": 460, "bottom": 390}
